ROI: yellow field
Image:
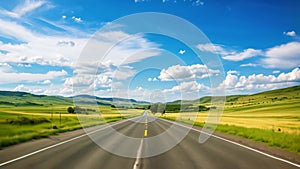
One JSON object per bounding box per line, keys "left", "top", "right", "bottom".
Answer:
{"left": 162, "top": 111, "right": 300, "bottom": 134}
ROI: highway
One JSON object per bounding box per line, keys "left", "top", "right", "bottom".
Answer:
{"left": 0, "top": 113, "right": 299, "bottom": 169}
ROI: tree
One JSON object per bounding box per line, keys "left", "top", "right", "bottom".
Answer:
{"left": 150, "top": 104, "right": 158, "bottom": 114}
{"left": 67, "top": 107, "right": 75, "bottom": 114}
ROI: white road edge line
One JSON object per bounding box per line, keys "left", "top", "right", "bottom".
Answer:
{"left": 0, "top": 116, "right": 140, "bottom": 167}
{"left": 159, "top": 118, "right": 300, "bottom": 168}
{"left": 133, "top": 139, "right": 144, "bottom": 169}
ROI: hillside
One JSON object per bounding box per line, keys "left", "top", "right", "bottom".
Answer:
{"left": 167, "top": 85, "right": 300, "bottom": 105}
{"left": 0, "top": 91, "right": 149, "bottom": 107}
{"left": 0, "top": 91, "right": 73, "bottom": 106}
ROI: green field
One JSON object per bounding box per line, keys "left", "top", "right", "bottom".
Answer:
{"left": 0, "top": 101, "right": 142, "bottom": 148}
{"left": 160, "top": 85, "right": 300, "bottom": 154}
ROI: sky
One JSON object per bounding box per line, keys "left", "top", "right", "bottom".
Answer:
{"left": 0, "top": 0, "right": 300, "bottom": 102}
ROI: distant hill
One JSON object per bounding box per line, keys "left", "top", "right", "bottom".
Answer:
{"left": 168, "top": 85, "right": 300, "bottom": 105}
{"left": 0, "top": 91, "right": 73, "bottom": 106}
{"left": 0, "top": 91, "right": 149, "bottom": 107}
{"left": 0, "top": 85, "right": 299, "bottom": 107}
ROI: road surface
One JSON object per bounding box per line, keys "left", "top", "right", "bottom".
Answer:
{"left": 0, "top": 113, "right": 299, "bottom": 169}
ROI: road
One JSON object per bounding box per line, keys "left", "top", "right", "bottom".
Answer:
{"left": 0, "top": 113, "right": 299, "bottom": 169}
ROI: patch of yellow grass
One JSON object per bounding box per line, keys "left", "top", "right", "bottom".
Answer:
{"left": 162, "top": 111, "right": 300, "bottom": 134}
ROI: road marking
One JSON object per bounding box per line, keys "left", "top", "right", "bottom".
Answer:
{"left": 0, "top": 116, "right": 142, "bottom": 167}
{"left": 133, "top": 139, "right": 144, "bottom": 169}
{"left": 159, "top": 118, "right": 300, "bottom": 168}
{"left": 144, "top": 130, "right": 148, "bottom": 137}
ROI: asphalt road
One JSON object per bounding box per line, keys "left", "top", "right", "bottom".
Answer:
{"left": 0, "top": 113, "right": 299, "bottom": 169}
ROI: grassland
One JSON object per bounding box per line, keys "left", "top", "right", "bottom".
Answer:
{"left": 160, "top": 85, "right": 300, "bottom": 154}
{"left": 0, "top": 104, "right": 142, "bottom": 148}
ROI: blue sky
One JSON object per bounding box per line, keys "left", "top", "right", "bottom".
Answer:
{"left": 0, "top": 0, "right": 299, "bottom": 102}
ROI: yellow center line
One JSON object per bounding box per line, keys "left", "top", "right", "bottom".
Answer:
{"left": 144, "top": 116, "right": 148, "bottom": 137}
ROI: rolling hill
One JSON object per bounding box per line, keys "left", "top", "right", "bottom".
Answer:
{"left": 0, "top": 91, "right": 149, "bottom": 107}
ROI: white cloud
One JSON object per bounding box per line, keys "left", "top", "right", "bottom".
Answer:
{"left": 39, "top": 79, "right": 51, "bottom": 84}
{"left": 197, "top": 43, "right": 231, "bottom": 55}
{"left": 0, "top": 0, "right": 48, "bottom": 18}
{"left": 72, "top": 16, "right": 82, "bottom": 23}
{"left": 0, "top": 18, "right": 88, "bottom": 67}
{"left": 93, "top": 75, "right": 112, "bottom": 89}
{"left": 13, "top": 84, "right": 73, "bottom": 96}
{"left": 193, "top": 0, "right": 204, "bottom": 6}
{"left": 218, "top": 68, "right": 300, "bottom": 92}
{"left": 57, "top": 41, "right": 75, "bottom": 47}
{"left": 240, "top": 63, "right": 258, "bottom": 67}
{"left": 14, "top": 0, "right": 47, "bottom": 17}
{"left": 179, "top": 49, "right": 186, "bottom": 55}
{"left": 113, "top": 69, "right": 136, "bottom": 80}
{"left": 283, "top": 31, "right": 296, "bottom": 37}
{"left": 62, "top": 15, "right": 66, "bottom": 19}
{"left": 158, "top": 64, "right": 220, "bottom": 81}
{"left": 272, "top": 70, "right": 280, "bottom": 74}
{"left": 222, "top": 48, "right": 263, "bottom": 61}
{"left": 227, "top": 70, "right": 239, "bottom": 75}
{"left": 0, "top": 63, "right": 13, "bottom": 73}
{"left": 17, "top": 63, "right": 32, "bottom": 67}
{"left": 163, "top": 81, "right": 209, "bottom": 100}
{"left": 148, "top": 77, "right": 158, "bottom": 82}
{"left": 263, "top": 42, "right": 300, "bottom": 69}
{"left": 0, "top": 70, "right": 67, "bottom": 84}
{"left": 164, "top": 81, "right": 209, "bottom": 93}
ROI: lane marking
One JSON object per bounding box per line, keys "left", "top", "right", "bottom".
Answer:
{"left": 144, "top": 130, "right": 148, "bottom": 137}
{"left": 133, "top": 139, "right": 144, "bottom": 169}
{"left": 0, "top": 116, "right": 142, "bottom": 167}
{"left": 159, "top": 118, "right": 300, "bottom": 168}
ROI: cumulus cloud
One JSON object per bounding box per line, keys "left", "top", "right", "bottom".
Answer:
{"left": 219, "top": 68, "right": 300, "bottom": 91}
{"left": 222, "top": 48, "right": 263, "bottom": 61}
{"left": 163, "top": 81, "right": 209, "bottom": 100}
{"left": 93, "top": 75, "right": 112, "bottom": 89}
{"left": 199, "top": 41, "right": 300, "bottom": 69}
{"left": 0, "top": 70, "right": 67, "bottom": 84}
{"left": 272, "top": 70, "right": 280, "bottom": 74}
{"left": 197, "top": 43, "right": 263, "bottom": 62}
{"left": 283, "top": 31, "right": 296, "bottom": 37}
{"left": 158, "top": 64, "right": 220, "bottom": 81}
{"left": 263, "top": 42, "right": 300, "bottom": 69}
{"left": 164, "top": 81, "right": 209, "bottom": 93}
{"left": 62, "top": 15, "right": 66, "bottom": 19}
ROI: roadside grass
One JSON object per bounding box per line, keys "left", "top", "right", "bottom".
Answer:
{"left": 161, "top": 116, "right": 300, "bottom": 154}
{"left": 0, "top": 106, "right": 142, "bottom": 148}
{"left": 159, "top": 89, "right": 300, "bottom": 154}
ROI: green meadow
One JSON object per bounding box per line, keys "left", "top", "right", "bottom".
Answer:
{"left": 161, "top": 85, "right": 300, "bottom": 154}
{"left": 0, "top": 93, "right": 142, "bottom": 148}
